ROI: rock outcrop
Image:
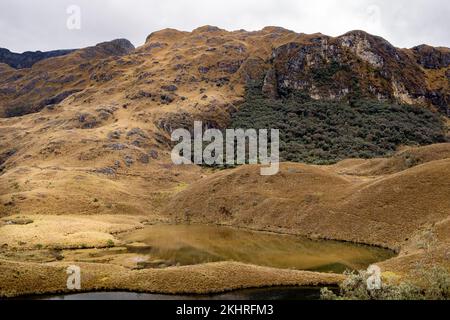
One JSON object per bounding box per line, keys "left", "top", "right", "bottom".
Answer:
{"left": 0, "top": 48, "right": 75, "bottom": 69}
{"left": 412, "top": 45, "right": 450, "bottom": 69}
{"left": 0, "top": 28, "right": 447, "bottom": 120}
{"left": 0, "top": 39, "right": 135, "bottom": 117}
{"left": 270, "top": 30, "right": 448, "bottom": 110}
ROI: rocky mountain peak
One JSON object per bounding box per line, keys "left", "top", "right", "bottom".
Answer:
{"left": 192, "top": 25, "right": 225, "bottom": 34}
{"left": 0, "top": 27, "right": 448, "bottom": 120}
{"left": 0, "top": 47, "right": 75, "bottom": 69}
{"left": 78, "top": 39, "right": 135, "bottom": 59}
{"left": 412, "top": 44, "right": 450, "bottom": 69}
{"left": 144, "top": 28, "right": 188, "bottom": 44}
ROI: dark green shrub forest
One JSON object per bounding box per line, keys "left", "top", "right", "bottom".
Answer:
{"left": 230, "top": 82, "right": 447, "bottom": 164}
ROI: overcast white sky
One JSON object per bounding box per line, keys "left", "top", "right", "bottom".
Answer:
{"left": 0, "top": 0, "right": 448, "bottom": 52}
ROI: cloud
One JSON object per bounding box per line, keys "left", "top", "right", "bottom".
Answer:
{"left": 0, "top": 0, "right": 448, "bottom": 52}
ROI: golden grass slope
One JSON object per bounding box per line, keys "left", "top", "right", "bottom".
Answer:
{"left": 330, "top": 143, "right": 450, "bottom": 176}
{"left": 0, "top": 27, "right": 308, "bottom": 217}
{"left": 0, "top": 259, "right": 344, "bottom": 298}
{"left": 0, "top": 214, "right": 147, "bottom": 250}
{"left": 0, "top": 27, "right": 448, "bottom": 221}
{"left": 165, "top": 144, "right": 450, "bottom": 251}
{"left": 0, "top": 27, "right": 449, "bottom": 296}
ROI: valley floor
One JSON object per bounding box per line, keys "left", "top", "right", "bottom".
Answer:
{"left": 0, "top": 144, "right": 449, "bottom": 297}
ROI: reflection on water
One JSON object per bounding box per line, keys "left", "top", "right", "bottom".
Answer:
{"left": 119, "top": 225, "right": 394, "bottom": 273}
{"left": 35, "top": 287, "right": 332, "bottom": 301}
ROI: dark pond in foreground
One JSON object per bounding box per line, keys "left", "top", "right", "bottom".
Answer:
{"left": 35, "top": 287, "right": 331, "bottom": 300}
{"left": 119, "top": 225, "right": 395, "bottom": 273}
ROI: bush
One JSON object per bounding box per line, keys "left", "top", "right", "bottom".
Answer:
{"left": 230, "top": 82, "right": 447, "bottom": 164}
{"left": 321, "top": 266, "right": 450, "bottom": 300}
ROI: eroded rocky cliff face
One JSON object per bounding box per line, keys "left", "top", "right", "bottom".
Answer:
{"left": 263, "top": 30, "right": 449, "bottom": 115}
{"left": 0, "top": 39, "right": 135, "bottom": 117}
{"left": 0, "top": 48, "right": 75, "bottom": 69}
{"left": 0, "top": 27, "right": 448, "bottom": 121}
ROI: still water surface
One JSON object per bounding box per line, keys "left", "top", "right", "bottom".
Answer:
{"left": 37, "top": 287, "right": 330, "bottom": 300}
{"left": 29, "top": 225, "right": 394, "bottom": 300}
{"left": 119, "top": 224, "right": 394, "bottom": 273}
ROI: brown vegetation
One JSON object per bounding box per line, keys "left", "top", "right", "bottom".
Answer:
{"left": 0, "top": 27, "right": 448, "bottom": 297}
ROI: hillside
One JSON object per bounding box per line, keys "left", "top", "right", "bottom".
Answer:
{"left": 0, "top": 27, "right": 448, "bottom": 217}
{"left": 0, "top": 47, "right": 75, "bottom": 69}
{"left": 0, "top": 26, "right": 449, "bottom": 296}
{"left": 231, "top": 82, "right": 447, "bottom": 164}
{"left": 165, "top": 145, "right": 450, "bottom": 250}
{"left": 164, "top": 144, "right": 450, "bottom": 275}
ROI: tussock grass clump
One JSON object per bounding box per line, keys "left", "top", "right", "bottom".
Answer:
{"left": 321, "top": 266, "right": 450, "bottom": 300}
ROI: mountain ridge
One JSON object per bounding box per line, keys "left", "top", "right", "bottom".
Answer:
{"left": 0, "top": 26, "right": 449, "bottom": 295}
{"left": 0, "top": 27, "right": 448, "bottom": 119}
{"left": 0, "top": 26, "right": 447, "bottom": 223}
{"left": 0, "top": 47, "right": 75, "bottom": 69}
